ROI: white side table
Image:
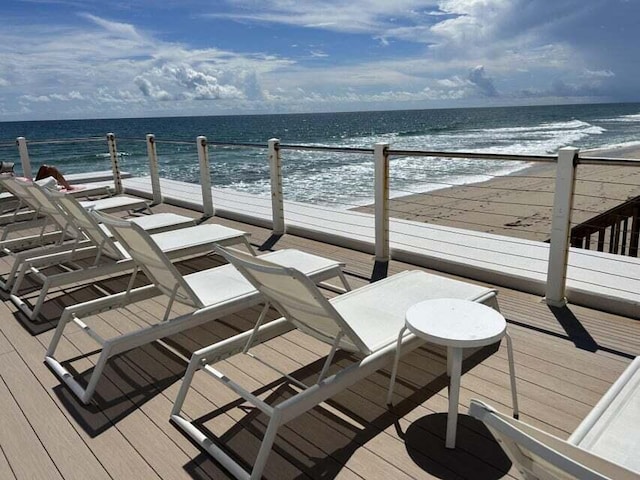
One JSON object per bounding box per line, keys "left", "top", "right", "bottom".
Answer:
{"left": 387, "top": 298, "right": 519, "bottom": 448}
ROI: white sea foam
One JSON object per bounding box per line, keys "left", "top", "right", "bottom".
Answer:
{"left": 221, "top": 116, "right": 613, "bottom": 208}
{"left": 595, "top": 113, "right": 640, "bottom": 122}
{"left": 95, "top": 151, "right": 130, "bottom": 158}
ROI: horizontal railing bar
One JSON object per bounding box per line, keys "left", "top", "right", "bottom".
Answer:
{"left": 211, "top": 141, "right": 268, "bottom": 149}
{"left": 152, "top": 139, "right": 193, "bottom": 145}
{"left": 577, "top": 156, "right": 640, "bottom": 167}
{"left": 25, "top": 137, "right": 104, "bottom": 145}
{"left": 388, "top": 149, "right": 556, "bottom": 162}
{"left": 279, "top": 144, "right": 374, "bottom": 154}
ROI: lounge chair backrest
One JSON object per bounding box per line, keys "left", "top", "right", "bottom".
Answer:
{"left": 48, "top": 189, "right": 123, "bottom": 260}
{"left": 468, "top": 399, "right": 637, "bottom": 480}
{"left": 0, "top": 177, "right": 39, "bottom": 211}
{"left": 22, "top": 182, "right": 82, "bottom": 237}
{"left": 93, "top": 211, "right": 202, "bottom": 308}
{"left": 216, "top": 245, "right": 368, "bottom": 354}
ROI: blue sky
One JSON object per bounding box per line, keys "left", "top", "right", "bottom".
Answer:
{"left": 0, "top": 0, "right": 638, "bottom": 121}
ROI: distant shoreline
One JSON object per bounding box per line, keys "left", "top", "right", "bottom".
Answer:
{"left": 354, "top": 145, "right": 640, "bottom": 242}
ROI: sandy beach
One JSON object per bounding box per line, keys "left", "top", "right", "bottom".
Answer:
{"left": 355, "top": 145, "right": 640, "bottom": 242}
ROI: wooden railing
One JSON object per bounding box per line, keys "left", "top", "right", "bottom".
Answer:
{"left": 570, "top": 195, "right": 640, "bottom": 257}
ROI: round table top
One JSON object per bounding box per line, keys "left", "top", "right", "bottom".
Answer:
{"left": 405, "top": 298, "right": 507, "bottom": 348}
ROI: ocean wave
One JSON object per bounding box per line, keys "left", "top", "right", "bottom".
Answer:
{"left": 95, "top": 152, "right": 131, "bottom": 158}
{"left": 334, "top": 118, "right": 604, "bottom": 157}
{"left": 595, "top": 112, "right": 640, "bottom": 122}
{"left": 467, "top": 119, "right": 594, "bottom": 134}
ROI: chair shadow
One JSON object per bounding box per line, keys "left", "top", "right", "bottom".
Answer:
{"left": 51, "top": 340, "right": 189, "bottom": 437}
{"left": 179, "top": 342, "right": 509, "bottom": 480}
{"left": 49, "top": 309, "right": 246, "bottom": 437}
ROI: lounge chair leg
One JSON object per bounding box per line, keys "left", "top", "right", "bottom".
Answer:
{"left": 171, "top": 354, "right": 202, "bottom": 416}
{"left": 45, "top": 309, "right": 73, "bottom": 357}
{"left": 243, "top": 237, "right": 256, "bottom": 256}
{"left": 505, "top": 331, "right": 519, "bottom": 419}
{"left": 386, "top": 326, "right": 406, "bottom": 405}
{"left": 337, "top": 270, "right": 352, "bottom": 291}
{"left": 29, "top": 279, "right": 51, "bottom": 320}
{"left": 82, "top": 343, "right": 114, "bottom": 404}
{"left": 251, "top": 410, "right": 282, "bottom": 480}
{"left": 10, "top": 260, "right": 30, "bottom": 296}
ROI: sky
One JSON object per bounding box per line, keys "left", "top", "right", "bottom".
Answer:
{"left": 0, "top": 0, "right": 638, "bottom": 121}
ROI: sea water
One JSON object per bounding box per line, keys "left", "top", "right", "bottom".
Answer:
{"left": 0, "top": 103, "right": 639, "bottom": 208}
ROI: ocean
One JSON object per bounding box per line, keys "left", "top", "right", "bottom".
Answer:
{"left": 1, "top": 102, "right": 639, "bottom": 208}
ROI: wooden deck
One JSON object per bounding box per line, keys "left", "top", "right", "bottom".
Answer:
{"left": 0, "top": 201, "right": 637, "bottom": 480}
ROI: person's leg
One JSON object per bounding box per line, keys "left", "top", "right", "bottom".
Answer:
{"left": 35, "top": 165, "right": 72, "bottom": 189}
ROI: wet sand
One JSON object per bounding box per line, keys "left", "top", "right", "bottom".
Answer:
{"left": 355, "top": 146, "right": 640, "bottom": 242}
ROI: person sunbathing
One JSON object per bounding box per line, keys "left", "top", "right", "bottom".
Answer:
{"left": 35, "top": 164, "right": 75, "bottom": 190}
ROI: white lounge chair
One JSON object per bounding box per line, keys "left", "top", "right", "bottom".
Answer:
{"left": 10, "top": 190, "right": 253, "bottom": 320}
{"left": 170, "top": 245, "right": 499, "bottom": 480}
{"left": 469, "top": 357, "right": 640, "bottom": 480}
{"left": 0, "top": 176, "right": 149, "bottom": 239}
{"left": 45, "top": 214, "right": 350, "bottom": 405}
{"left": 0, "top": 180, "right": 194, "bottom": 291}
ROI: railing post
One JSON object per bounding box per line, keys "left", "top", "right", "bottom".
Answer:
{"left": 373, "top": 142, "right": 390, "bottom": 281}
{"left": 146, "top": 134, "right": 162, "bottom": 205}
{"left": 106, "top": 133, "right": 123, "bottom": 194}
{"left": 268, "top": 138, "right": 285, "bottom": 235}
{"left": 545, "top": 147, "right": 579, "bottom": 307}
{"left": 196, "top": 135, "right": 214, "bottom": 217}
{"left": 16, "top": 137, "right": 32, "bottom": 179}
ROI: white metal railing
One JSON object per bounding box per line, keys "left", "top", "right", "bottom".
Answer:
{"left": 11, "top": 133, "right": 640, "bottom": 311}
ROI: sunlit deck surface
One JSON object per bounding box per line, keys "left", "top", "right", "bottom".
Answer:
{"left": 0, "top": 200, "right": 637, "bottom": 480}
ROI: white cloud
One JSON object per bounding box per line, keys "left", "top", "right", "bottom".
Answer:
{"left": 80, "top": 13, "right": 144, "bottom": 41}
{"left": 583, "top": 69, "right": 615, "bottom": 79}
{"left": 20, "top": 95, "right": 51, "bottom": 103}
{"left": 202, "top": 1, "right": 439, "bottom": 35}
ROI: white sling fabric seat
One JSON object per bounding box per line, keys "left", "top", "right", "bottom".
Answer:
{"left": 45, "top": 214, "right": 349, "bottom": 405}
{"left": 170, "top": 245, "right": 498, "bottom": 480}
{"left": 468, "top": 397, "right": 639, "bottom": 480}
{"left": 10, "top": 188, "right": 252, "bottom": 320}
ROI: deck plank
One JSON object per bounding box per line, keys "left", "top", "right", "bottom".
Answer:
{"left": 0, "top": 374, "right": 64, "bottom": 480}
{"left": 0, "top": 445, "right": 16, "bottom": 480}
{"left": 0, "top": 351, "right": 110, "bottom": 480}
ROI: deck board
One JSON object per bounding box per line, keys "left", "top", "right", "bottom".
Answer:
{"left": 0, "top": 199, "right": 638, "bottom": 479}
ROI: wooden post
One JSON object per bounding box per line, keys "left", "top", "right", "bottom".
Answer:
{"left": 630, "top": 205, "right": 639, "bottom": 257}
{"left": 16, "top": 137, "right": 32, "bottom": 179}
{"left": 268, "top": 138, "right": 285, "bottom": 235}
{"left": 106, "top": 133, "right": 123, "bottom": 194}
{"left": 197, "top": 135, "right": 214, "bottom": 217}
{"left": 373, "top": 142, "right": 390, "bottom": 281}
{"left": 545, "top": 147, "right": 578, "bottom": 307}
{"left": 146, "top": 134, "right": 162, "bottom": 205}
